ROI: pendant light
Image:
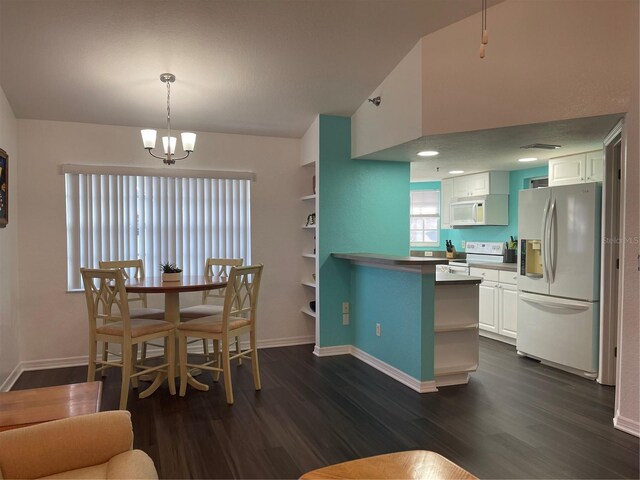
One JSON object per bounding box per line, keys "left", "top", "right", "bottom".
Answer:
{"left": 141, "top": 73, "right": 196, "bottom": 165}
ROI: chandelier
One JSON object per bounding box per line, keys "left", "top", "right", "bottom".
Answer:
{"left": 141, "top": 73, "right": 196, "bottom": 165}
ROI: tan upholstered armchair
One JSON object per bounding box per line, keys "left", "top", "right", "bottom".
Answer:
{"left": 0, "top": 411, "right": 158, "bottom": 479}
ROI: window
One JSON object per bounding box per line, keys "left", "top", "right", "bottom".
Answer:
{"left": 410, "top": 189, "right": 440, "bottom": 246}
{"left": 64, "top": 166, "right": 252, "bottom": 290}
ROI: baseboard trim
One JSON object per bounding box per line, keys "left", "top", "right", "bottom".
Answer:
{"left": 1, "top": 336, "right": 316, "bottom": 392}
{"left": 614, "top": 412, "right": 640, "bottom": 437}
{"left": 256, "top": 335, "right": 315, "bottom": 349}
{"left": 435, "top": 373, "right": 470, "bottom": 387}
{"left": 350, "top": 346, "right": 438, "bottom": 394}
{"left": 0, "top": 363, "right": 23, "bottom": 392}
{"left": 313, "top": 345, "right": 351, "bottom": 357}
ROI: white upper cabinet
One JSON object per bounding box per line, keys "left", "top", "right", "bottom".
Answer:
{"left": 452, "top": 171, "right": 509, "bottom": 198}
{"left": 585, "top": 150, "right": 604, "bottom": 183}
{"left": 548, "top": 150, "right": 603, "bottom": 186}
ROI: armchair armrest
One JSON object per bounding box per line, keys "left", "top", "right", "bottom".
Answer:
{"left": 0, "top": 411, "right": 133, "bottom": 479}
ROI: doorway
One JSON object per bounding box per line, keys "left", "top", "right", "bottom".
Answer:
{"left": 598, "top": 119, "right": 624, "bottom": 386}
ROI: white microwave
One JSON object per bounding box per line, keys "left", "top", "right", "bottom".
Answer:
{"left": 449, "top": 195, "right": 509, "bottom": 226}
{"left": 450, "top": 199, "right": 485, "bottom": 225}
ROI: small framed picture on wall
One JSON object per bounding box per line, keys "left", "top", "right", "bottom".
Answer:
{"left": 0, "top": 148, "right": 7, "bottom": 228}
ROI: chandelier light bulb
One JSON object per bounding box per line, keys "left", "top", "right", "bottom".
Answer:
{"left": 181, "top": 132, "right": 196, "bottom": 152}
{"left": 141, "top": 129, "right": 157, "bottom": 149}
{"left": 162, "top": 136, "right": 177, "bottom": 155}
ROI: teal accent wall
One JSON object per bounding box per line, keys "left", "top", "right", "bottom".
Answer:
{"left": 411, "top": 166, "right": 548, "bottom": 251}
{"left": 318, "top": 115, "right": 410, "bottom": 347}
{"left": 351, "top": 266, "right": 434, "bottom": 380}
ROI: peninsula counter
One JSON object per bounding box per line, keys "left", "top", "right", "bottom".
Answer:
{"left": 331, "top": 253, "right": 481, "bottom": 391}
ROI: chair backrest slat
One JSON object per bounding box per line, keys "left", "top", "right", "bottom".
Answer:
{"left": 221, "top": 265, "right": 263, "bottom": 332}
{"left": 202, "top": 258, "right": 244, "bottom": 304}
{"left": 81, "top": 268, "right": 132, "bottom": 334}
{"left": 99, "top": 259, "right": 147, "bottom": 307}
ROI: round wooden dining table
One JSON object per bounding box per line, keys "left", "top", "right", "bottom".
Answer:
{"left": 125, "top": 275, "right": 228, "bottom": 395}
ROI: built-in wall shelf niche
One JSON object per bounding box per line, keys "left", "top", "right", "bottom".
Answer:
{"left": 301, "top": 307, "right": 316, "bottom": 318}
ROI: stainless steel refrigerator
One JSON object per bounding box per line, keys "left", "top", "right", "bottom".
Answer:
{"left": 517, "top": 183, "right": 601, "bottom": 378}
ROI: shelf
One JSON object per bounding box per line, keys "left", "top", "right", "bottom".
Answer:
{"left": 302, "top": 225, "right": 316, "bottom": 229}
{"left": 301, "top": 194, "right": 316, "bottom": 201}
{"left": 301, "top": 307, "right": 316, "bottom": 318}
{"left": 434, "top": 324, "right": 478, "bottom": 333}
{"left": 434, "top": 364, "right": 478, "bottom": 377}
{"left": 302, "top": 253, "right": 316, "bottom": 259}
{"left": 301, "top": 281, "right": 317, "bottom": 288}
{"left": 301, "top": 160, "right": 316, "bottom": 167}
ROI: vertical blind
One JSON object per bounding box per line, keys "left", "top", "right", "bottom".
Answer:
{"left": 65, "top": 172, "right": 251, "bottom": 290}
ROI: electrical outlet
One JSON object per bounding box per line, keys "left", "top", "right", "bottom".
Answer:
{"left": 424, "top": 251, "right": 433, "bottom": 257}
{"left": 342, "top": 302, "right": 349, "bottom": 314}
{"left": 375, "top": 323, "right": 381, "bottom": 337}
{"left": 342, "top": 313, "right": 349, "bottom": 325}
{"left": 461, "top": 240, "right": 466, "bottom": 249}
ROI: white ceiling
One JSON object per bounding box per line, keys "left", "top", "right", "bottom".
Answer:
{"left": 356, "top": 115, "right": 621, "bottom": 181}
{"left": 0, "top": 0, "right": 502, "bottom": 138}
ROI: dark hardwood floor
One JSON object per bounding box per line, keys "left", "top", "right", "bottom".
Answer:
{"left": 12, "top": 337, "right": 639, "bottom": 479}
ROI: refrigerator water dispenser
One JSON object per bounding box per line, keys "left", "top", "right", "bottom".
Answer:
{"left": 521, "top": 239, "right": 543, "bottom": 277}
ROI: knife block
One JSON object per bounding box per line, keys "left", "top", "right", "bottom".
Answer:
{"left": 445, "top": 248, "right": 456, "bottom": 259}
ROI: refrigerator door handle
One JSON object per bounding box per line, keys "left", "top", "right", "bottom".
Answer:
{"left": 548, "top": 199, "right": 557, "bottom": 283}
{"left": 519, "top": 292, "right": 590, "bottom": 311}
{"left": 541, "top": 197, "right": 551, "bottom": 281}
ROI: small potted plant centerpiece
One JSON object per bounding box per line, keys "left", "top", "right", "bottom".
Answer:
{"left": 160, "top": 262, "right": 182, "bottom": 282}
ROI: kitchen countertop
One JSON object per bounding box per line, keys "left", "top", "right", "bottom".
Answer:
{"left": 435, "top": 272, "right": 482, "bottom": 285}
{"left": 332, "top": 253, "right": 448, "bottom": 266}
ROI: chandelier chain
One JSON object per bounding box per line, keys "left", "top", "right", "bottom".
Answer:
{"left": 166, "top": 80, "right": 172, "bottom": 162}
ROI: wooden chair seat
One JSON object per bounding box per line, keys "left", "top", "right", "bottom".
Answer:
{"left": 178, "top": 315, "right": 250, "bottom": 334}
{"left": 96, "top": 318, "right": 175, "bottom": 338}
{"left": 300, "top": 451, "right": 478, "bottom": 480}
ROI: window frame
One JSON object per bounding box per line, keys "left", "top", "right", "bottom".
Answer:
{"left": 410, "top": 189, "right": 441, "bottom": 248}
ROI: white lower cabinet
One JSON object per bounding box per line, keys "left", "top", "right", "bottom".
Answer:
{"left": 472, "top": 267, "right": 518, "bottom": 344}
{"left": 478, "top": 282, "right": 498, "bottom": 333}
{"left": 498, "top": 284, "right": 518, "bottom": 338}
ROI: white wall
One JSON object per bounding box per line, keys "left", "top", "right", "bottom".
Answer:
{"left": 420, "top": 0, "right": 637, "bottom": 135}
{"left": 0, "top": 84, "right": 19, "bottom": 388}
{"left": 615, "top": 2, "right": 640, "bottom": 434}
{"left": 351, "top": 41, "right": 423, "bottom": 159}
{"left": 16, "top": 119, "right": 313, "bottom": 364}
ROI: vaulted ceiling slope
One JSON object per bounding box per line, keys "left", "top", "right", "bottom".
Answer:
{"left": 0, "top": 0, "right": 502, "bottom": 138}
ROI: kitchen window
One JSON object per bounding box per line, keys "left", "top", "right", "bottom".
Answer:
{"left": 410, "top": 189, "right": 440, "bottom": 247}
{"left": 63, "top": 165, "right": 253, "bottom": 291}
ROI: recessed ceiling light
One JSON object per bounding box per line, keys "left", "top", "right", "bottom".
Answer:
{"left": 449, "top": 170, "right": 465, "bottom": 174}
{"left": 417, "top": 150, "right": 439, "bottom": 157}
{"left": 518, "top": 157, "right": 538, "bottom": 162}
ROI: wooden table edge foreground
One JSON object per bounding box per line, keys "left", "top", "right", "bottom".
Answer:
{"left": 0, "top": 381, "right": 102, "bottom": 432}
{"left": 300, "top": 450, "right": 478, "bottom": 480}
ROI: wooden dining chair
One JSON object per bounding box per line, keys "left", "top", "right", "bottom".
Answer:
{"left": 180, "top": 258, "right": 244, "bottom": 360}
{"left": 177, "top": 264, "right": 263, "bottom": 404}
{"left": 98, "top": 259, "right": 167, "bottom": 371}
{"left": 98, "top": 259, "right": 164, "bottom": 320}
{"left": 179, "top": 258, "right": 244, "bottom": 319}
{"left": 81, "top": 268, "right": 176, "bottom": 410}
